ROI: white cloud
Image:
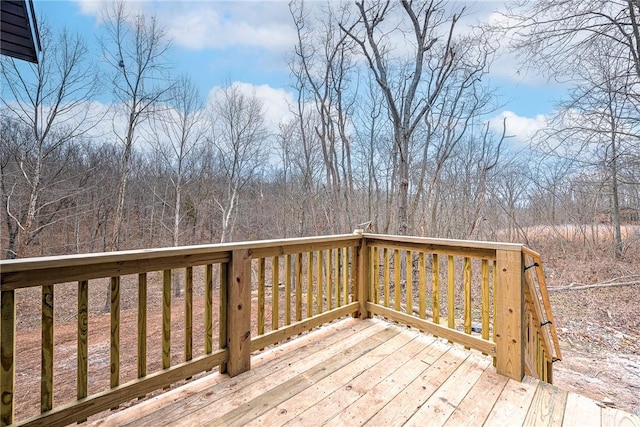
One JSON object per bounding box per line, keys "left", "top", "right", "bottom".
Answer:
{"left": 208, "top": 81, "right": 294, "bottom": 130}
{"left": 490, "top": 110, "right": 549, "bottom": 146}
{"left": 73, "top": 1, "right": 297, "bottom": 54}
{"left": 168, "top": 10, "right": 294, "bottom": 51}
{"left": 159, "top": 2, "right": 295, "bottom": 52}
{"left": 73, "top": 0, "right": 147, "bottom": 24}
{"left": 73, "top": 0, "right": 102, "bottom": 17}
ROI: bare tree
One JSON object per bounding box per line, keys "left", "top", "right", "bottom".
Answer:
{"left": 290, "top": 1, "right": 357, "bottom": 233}
{"left": 149, "top": 75, "right": 206, "bottom": 247}
{"left": 148, "top": 76, "right": 206, "bottom": 295}
{"left": 505, "top": 0, "right": 640, "bottom": 86}
{"left": 341, "top": 1, "right": 483, "bottom": 235}
{"left": 100, "top": 1, "right": 173, "bottom": 251}
{"left": 541, "top": 42, "right": 639, "bottom": 257}
{"left": 275, "top": 118, "right": 323, "bottom": 236}
{"left": 0, "top": 22, "right": 100, "bottom": 258}
{"left": 502, "top": 1, "right": 640, "bottom": 257}
{"left": 207, "top": 83, "right": 269, "bottom": 243}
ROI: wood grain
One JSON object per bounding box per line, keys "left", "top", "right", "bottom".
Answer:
{"left": 272, "top": 256, "right": 279, "bottom": 331}
{"left": 185, "top": 267, "right": 193, "bottom": 362}
{"left": 162, "top": 270, "right": 171, "bottom": 370}
{"left": 1, "top": 290, "right": 15, "bottom": 426}
{"left": 137, "top": 274, "right": 146, "bottom": 378}
{"left": 495, "top": 249, "right": 524, "bottom": 381}
{"left": 110, "top": 277, "right": 120, "bottom": 389}
{"left": 366, "top": 303, "right": 496, "bottom": 355}
{"left": 41, "top": 284, "right": 54, "bottom": 412}
{"left": 78, "top": 280, "right": 88, "bottom": 399}
{"left": 226, "top": 249, "right": 252, "bottom": 377}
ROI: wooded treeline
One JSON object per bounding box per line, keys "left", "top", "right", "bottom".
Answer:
{"left": 2, "top": 0, "right": 640, "bottom": 260}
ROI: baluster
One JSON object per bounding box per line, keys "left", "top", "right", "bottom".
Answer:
{"left": 326, "top": 249, "right": 332, "bottom": 311}
{"left": 41, "top": 284, "right": 54, "bottom": 412}
{"left": 317, "top": 250, "right": 323, "bottom": 314}
{"left": 110, "top": 276, "right": 120, "bottom": 390}
{"left": 383, "top": 248, "right": 390, "bottom": 307}
{"left": 185, "top": 267, "right": 193, "bottom": 362}
{"left": 371, "top": 247, "right": 379, "bottom": 304}
{"left": 272, "top": 256, "right": 279, "bottom": 331}
{"left": 78, "top": 280, "right": 89, "bottom": 400}
{"left": 307, "top": 252, "right": 313, "bottom": 318}
{"left": 463, "top": 257, "right": 472, "bottom": 349}
{"left": 295, "top": 253, "right": 302, "bottom": 322}
{"left": 162, "top": 270, "right": 171, "bottom": 370}
{"left": 138, "top": 273, "right": 147, "bottom": 378}
{"left": 406, "top": 251, "right": 413, "bottom": 315}
{"left": 447, "top": 256, "right": 455, "bottom": 333}
{"left": 481, "top": 259, "right": 490, "bottom": 345}
{"left": 219, "top": 263, "right": 228, "bottom": 374}
{"left": 205, "top": 265, "right": 213, "bottom": 355}
{"left": 418, "top": 252, "right": 426, "bottom": 319}
{"left": 258, "top": 258, "right": 265, "bottom": 335}
{"left": 0, "top": 290, "right": 16, "bottom": 426}
{"left": 394, "top": 250, "right": 401, "bottom": 311}
{"left": 433, "top": 254, "right": 440, "bottom": 327}
{"left": 285, "top": 255, "right": 292, "bottom": 326}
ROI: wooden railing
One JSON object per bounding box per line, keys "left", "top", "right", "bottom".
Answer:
{"left": 522, "top": 247, "right": 562, "bottom": 383}
{"left": 0, "top": 232, "right": 560, "bottom": 426}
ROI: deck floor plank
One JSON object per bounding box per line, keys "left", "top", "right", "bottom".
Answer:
{"left": 601, "top": 406, "right": 640, "bottom": 427}
{"left": 482, "top": 375, "right": 538, "bottom": 426}
{"left": 363, "top": 346, "right": 469, "bottom": 426}
{"left": 170, "top": 321, "right": 391, "bottom": 427}
{"left": 561, "top": 392, "right": 602, "bottom": 427}
{"left": 205, "top": 327, "right": 401, "bottom": 426}
{"left": 323, "top": 337, "right": 453, "bottom": 427}
{"left": 442, "top": 366, "right": 510, "bottom": 427}
{"left": 273, "top": 334, "right": 437, "bottom": 426}
{"left": 404, "top": 354, "right": 491, "bottom": 427}
{"left": 523, "top": 380, "right": 568, "bottom": 427}
{"left": 90, "top": 318, "right": 640, "bottom": 427}
{"left": 96, "top": 318, "right": 380, "bottom": 427}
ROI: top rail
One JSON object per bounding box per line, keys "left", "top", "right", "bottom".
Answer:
{"left": 363, "top": 233, "right": 524, "bottom": 253}
{"left": 0, "top": 234, "right": 361, "bottom": 290}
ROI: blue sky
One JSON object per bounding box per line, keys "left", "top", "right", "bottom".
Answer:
{"left": 34, "top": 0, "right": 566, "bottom": 143}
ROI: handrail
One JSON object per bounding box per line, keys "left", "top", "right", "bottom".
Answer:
{"left": 522, "top": 247, "right": 562, "bottom": 361}
{"left": 0, "top": 233, "right": 560, "bottom": 426}
{"left": 522, "top": 247, "right": 562, "bottom": 383}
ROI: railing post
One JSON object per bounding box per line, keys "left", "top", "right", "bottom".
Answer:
{"left": 354, "top": 229, "right": 370, "bottom": 319}
{"left": 495, "top": 248, "right": 524, "bottom": 381}
{"left": 226, "top": 249, "right": 252, "bottom": 377}
{"left": 0, "top": 290, "right": 15, "bottom": 426}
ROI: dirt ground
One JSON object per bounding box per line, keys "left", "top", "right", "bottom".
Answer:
{"left": 9, "top": 243, "right": 640, "bottom": 422}
{"left": 548, "top": 285, "right": 640, "bottom": 416}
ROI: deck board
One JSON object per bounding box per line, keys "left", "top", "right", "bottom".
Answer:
{"left": 90, "top": 318, "right": 640, "bottom": 427}
{"left": 443, "top": 367, "right": 510, "bottom": 426}
{"left": 97, "top": 318, "right": 380, "bottom": 427}
{"left": 249, "top": 329, "right": 430, "bottom": 426}
{"left": 523, "top": 381, "right": 568, "bottom": 426}
{"left": 404, "top": 354, "right": 490, "bottom": 427}
{"left": 323, "top": 336, "right": 452, "bottom": 426}
{"left": 483, "top": 375, "right": 538, "bottom": 425}
{"left": 562, "top": 393, "right": 602, "bottom": 427}
{"left": 208, "top": 327, "right": 401, "bottom": 426}
{"left": 364, "top": 346, "right": 468, "bottom": 426}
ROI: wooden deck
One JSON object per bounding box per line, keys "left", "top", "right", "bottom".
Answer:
{"left": 90, "top": 318, "right": 638, "bottom": 427}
